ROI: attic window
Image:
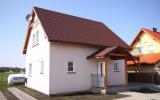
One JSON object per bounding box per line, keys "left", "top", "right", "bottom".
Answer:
{"left": 32, "top": 31, "right": 39, "bottom": 47}
{"left": 136, "top": 47, "right": 142, "bottom": 54}
{"left": 148, "top": 45, "right": 154, "bottom": 53}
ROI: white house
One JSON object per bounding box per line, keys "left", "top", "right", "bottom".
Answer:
{"left": 23, "top": 7, "right": 134, "bottom": 95}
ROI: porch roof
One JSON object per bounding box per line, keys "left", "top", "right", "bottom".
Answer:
{"left": 87, "top": 46, "right": 136, "bottom": 60}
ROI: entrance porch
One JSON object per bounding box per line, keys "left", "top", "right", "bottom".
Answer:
{"left": 87, "top": 46, "right": 139, "bottom": 91}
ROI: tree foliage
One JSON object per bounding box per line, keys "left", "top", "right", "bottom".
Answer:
{"left": 0, "top": 67, "right": 25, "bottom": 73}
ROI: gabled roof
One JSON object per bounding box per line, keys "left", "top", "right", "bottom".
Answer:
{"left": 128, "top": 53, "right": 160, "bottom": 65}
{"left": 23, "top": 7, "right": 130, "bottom": 54}
{"left": 130, "top": 28, "right": 160, "bottom": 47}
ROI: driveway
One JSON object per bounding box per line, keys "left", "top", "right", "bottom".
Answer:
{"left": 116, "top": 91, "right": 160, "bottom": 100}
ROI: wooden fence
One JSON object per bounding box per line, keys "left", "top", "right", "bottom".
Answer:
{"left": 128, "top": 72, "right": 160, "bottom": 84}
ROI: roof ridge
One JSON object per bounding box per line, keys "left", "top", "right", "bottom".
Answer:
{"left": 33, "top": 6, "right": 103, "bottom": 24}
{"left": 143, "top": 28, "right": 160, "bottom": 34}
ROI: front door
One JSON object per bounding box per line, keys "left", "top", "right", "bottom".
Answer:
{"left": 97, "top": 62, "right": 105, "bottom": 87}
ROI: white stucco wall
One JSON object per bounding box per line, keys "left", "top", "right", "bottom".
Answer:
{"left": 25, "top": 14, "right": 50, "bottom": 95}
{"left": 49, "top": 42, "right": 98, "bottom": 94}
{"left": 107, "top": 59, "right": 126, "bottom": 86}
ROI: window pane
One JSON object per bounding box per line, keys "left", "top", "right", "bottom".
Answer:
{"left": 114, "top": 63, "right": 119, "bottom": 72}
{"left": 40, "top": 61, "right": 44, "bottom": 74}
{"left": 68, "top": 62, "right": 73, "bottom": 67}
{"left": 68, "top": 62, "right": 73, "bottom": 72}
{"left": 36, "top": 31, "right": 39, "bottom": 45}
{"left": 137, "top": 47, "right": 142, "bottom": 54}
{"left": 148, "top": 45, "right": 154, "bottom": 53}
{"left": 32, "top": 34, "right": 35, "bottom": 47}
{"left": 68, "top": 66, "right": 73, "bottom": 71}
{"left": 29, "top": 63, "right": 32, "bottom": 76}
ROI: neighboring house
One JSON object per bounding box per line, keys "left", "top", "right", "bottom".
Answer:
{"left": 128, "top": 28, "right": 160, "bottom": 83}
{"left": 23, "top": 7, "right": 133, "bottom": 95}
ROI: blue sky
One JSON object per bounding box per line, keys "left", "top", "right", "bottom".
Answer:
{"left": 0, "top": 0, "right": 159, "bottom": 67}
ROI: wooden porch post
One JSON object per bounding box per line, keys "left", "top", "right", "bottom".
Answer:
{"left": 137, "top": 59, "right": 141, "bottom": 82}
{"left": 125, "top": 57, "right": 128, "bottom": 86}
{"left": 104, "top": 62, "right": 108, "bottom": 89}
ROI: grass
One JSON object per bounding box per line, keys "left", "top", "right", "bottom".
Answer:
{"left": 0, "top": 72, "right": 19, "bottom": 89}
{"left": 0, "top": 72, "right": 20, "bottom": 100}
{"left": 16, "top": 85, "right": 129, "bottom": 100}
{"left": 0, "top": 72, "right": 11, "bottom": 88}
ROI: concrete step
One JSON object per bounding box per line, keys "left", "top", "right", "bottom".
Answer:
{"left": 0, "top": 90, "right": 7, "bottom": 100}
{"left": 8, "top": 87, "right": 37, "bottom": 100}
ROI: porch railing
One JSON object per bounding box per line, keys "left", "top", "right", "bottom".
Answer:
{"left": 91, "top": 74, "right": 104, "bottom": 88}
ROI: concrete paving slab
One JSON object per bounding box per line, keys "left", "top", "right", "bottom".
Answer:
{"left": 0, "top": 90, "right": 7, "bottom": 100}
{"left": 8, "top": 87, "right": 37, "bottom": 100}
{"left": 116, "top": 91, "right": 160, "bottom": 100}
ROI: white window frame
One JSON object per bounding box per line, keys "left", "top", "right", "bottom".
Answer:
{"left": 32, "top": 34, "right": 35, "bottom": 47}
{"left": 29, "top": 63, "right": 32, "bottom": 76}
{"left": 40, "top": 60, "right": 44, "bottom": 74}
{"left": 67, "top": 61, "right": 75, "bottom": 73}
{"left": 113, "top": 63, "right": 119, "bottom": 72}
{"left": 35, "top": 31, "right": 39, "bottom": 45}
{"left": 32, "top": 30, "right": 39, "bottom": 47}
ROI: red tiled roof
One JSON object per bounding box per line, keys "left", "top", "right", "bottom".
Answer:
{"left": 23, "top": 7, "right": 130, "bottom": 54}
{"left": 128, "top": 53, "right": 160, "bottom": 65}
{"left": 130, "top": 28, "right": 160, "bottom": 47}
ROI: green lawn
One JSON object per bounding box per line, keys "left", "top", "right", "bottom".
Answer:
{"left": 0, "top": 72, "right": 10, "bottom": 88}
{"left": 16, "top": 85, "right": 129, "bottom": 100}
{"left": 0, "top": 72, "right": 20, "bottom": 99}
{"left": 0, "top": 72, "right": 19, "bottom": 89}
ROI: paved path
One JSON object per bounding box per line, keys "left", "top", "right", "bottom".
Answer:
{"left": 116, "top": 91, "right": 160, "bottom": 100}
{"left": 0, "top": 90, "right": 7, "bottom": 100}
{"left": 8, "top": 87, "right": 37, "bottom": 100}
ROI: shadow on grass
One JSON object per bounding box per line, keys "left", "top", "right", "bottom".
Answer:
{"left": 130, "top": 88, "right": 159, "bottom": 94}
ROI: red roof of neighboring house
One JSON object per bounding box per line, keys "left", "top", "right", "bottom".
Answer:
{"left": 130, "top": 28, "right": 160, "bottom": 47}
{"left": 23, "top": 7, "right": 130, "bottom": 54}
{"left": 128, "top": 53, "right": 160, "bottom": 65}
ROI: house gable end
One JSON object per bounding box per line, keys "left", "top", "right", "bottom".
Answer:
{"left": 130, "top": 28, "right": 160, "bottom": 47}
{"left": 22, "top": 7, "right": 49, "bottom": 54}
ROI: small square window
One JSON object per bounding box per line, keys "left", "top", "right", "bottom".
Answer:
{"left": 136, "top": 47, "right": 142, "bottom": 54}
{"left": 114, "top": 63, "right": 119, "bottom": 72}
{"left": 68, "top": 61, "right": 75, "bottom": 73}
